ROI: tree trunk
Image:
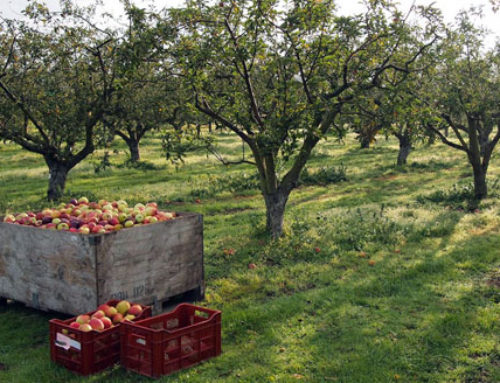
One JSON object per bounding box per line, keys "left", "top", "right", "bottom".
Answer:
{"left": 196, "top": 124, "right": 201, "bottom": 138}
{"left": 467, "top": 116, "right": 488, "bottom": 200}
{"left": 46, "top": 159, "right": 69, "bottom": 201}
{"left": 472, "top": 164, "right": 487, "bottom": 200}
{"left": 360, "top": 135, "right": 370, "bottom": 149}
{"left": 263, "top": 190, "right": 289, "bottom": 238}
{"left": 127, "top": 139, "right": 140, "bottom": 162}
{"left": 396, "top": 134, "right": 412, "bottom": 166}
{"left": 208, "top": 122, "right": 212, "bottom": 133}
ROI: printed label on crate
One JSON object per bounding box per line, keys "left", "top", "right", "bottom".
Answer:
{"left": 55, "top": 332, "right": 81, "bottom": 351}
{"left": 136, "top": 338, "right": 146, "bottom": 346}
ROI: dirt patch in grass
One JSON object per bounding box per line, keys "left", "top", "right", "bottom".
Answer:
{"left": 0, "top": 362, "right": 7, "bottom": 371}
{"left": 486, "top": 274, "right": 500, "bottom": 288}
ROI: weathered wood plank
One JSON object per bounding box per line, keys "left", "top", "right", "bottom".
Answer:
{"left": 96, "top": 213, "right": 204, "bottom": 307}
{"left": 0, "top": 223, "right": 97, "bottom": 314}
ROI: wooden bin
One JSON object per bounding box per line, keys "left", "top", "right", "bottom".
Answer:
{"left": 0, "top": 213, "right": 204, "bottom": 315}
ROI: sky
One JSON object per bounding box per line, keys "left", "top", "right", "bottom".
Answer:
{"left": 1, "top": 0, "right": 499, "bottom": 45}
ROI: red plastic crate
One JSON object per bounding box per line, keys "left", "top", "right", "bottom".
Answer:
{"left": 49, "top": 300, "right": 151, "bottom": 375}
{"left": 120, "top": 303, "right": 221, "bottom": 378}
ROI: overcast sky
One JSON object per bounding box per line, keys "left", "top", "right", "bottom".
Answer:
{"left": 2, "top": 0, "right": 499, "bottom": 45}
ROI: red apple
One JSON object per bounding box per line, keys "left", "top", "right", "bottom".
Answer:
{"left": 92, "top": 310, "right": 105, "bottom": 319}
{"left": 89, "top": 318, "right": 104, "bottom": 331}
{"left": 128, "top": 304, "right": 143, "bottom": 316}
{"left": 91, "top": 224, "right": 103, "bottom": 233}
{"left": 101, "top": 317, "right": 112, "bottom": 329}
{"left": 112, "top": 313, "right": 124, "bottom": 324}
{"left": 98, "top": 304, "right": 110, "bottom": 313}
{"left": 69, "top": 321, "right": 81, "bottom": 329}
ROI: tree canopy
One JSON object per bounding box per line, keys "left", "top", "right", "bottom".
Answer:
{"left": 166, "top": 0, "right": 440, "bottom": 236}
{"left": 0, "top": 2, "right": 116, "bottom": 199}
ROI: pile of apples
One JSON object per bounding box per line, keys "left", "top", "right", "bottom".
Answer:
{"left": 2, "top": 198, "right": 177, "bottom": 234}
{"left": 71, "top": 300, "right": 143, "bottom": 332}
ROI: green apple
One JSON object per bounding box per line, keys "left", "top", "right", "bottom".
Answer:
{"left": 124, "top": 220, "right": 134, "bottom": 228}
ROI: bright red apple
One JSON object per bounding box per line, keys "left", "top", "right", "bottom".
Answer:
{"left": 128, "top": 304, "right": 143, "bottom": 316}
{"left": 92, "top": 310, "right": 105, "bottom": 319}
{"left": 89, "top": 318, "right": 104, "bottom": 331}
{"left": 101, "top": 317, "right": 112, "bottom": 329}
{"left": 69, "top": 321, "right": 81, "bottom": 329}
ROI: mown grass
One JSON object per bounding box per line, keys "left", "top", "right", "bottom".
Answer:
{"left": 0, "top": 132, "right": 499, "bottom": 382}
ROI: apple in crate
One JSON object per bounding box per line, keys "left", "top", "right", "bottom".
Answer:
{"left": 89, "top": 318, "right": 104, "bottom": 331}
{"left": 101, "top": 317, "right": 113, "bottom": 329}
{"left": 92, "top": 310, "right": 105, "bottom": 319}
{"left": 97, "top": 304, "right": 110, "bottom": 313}
{"left": 79, "top": 323, "right": 92, "bottom": 332}
{"left": 112, "top": 313, "right": 124, "bottom": 324}
{"left": 70, "top": 321, "right": 81, "bottom": 329}
{"left": 128, "top": 304, "right": 143, "bottom": 316}
{"left": 105, "top": 306, "right": 118, "bottom": 318}
{"left": 116, "top": 300, "right": 131, "bottom": 315}
{"left": 76, "top": 315, "right": 90, "bottom": 324}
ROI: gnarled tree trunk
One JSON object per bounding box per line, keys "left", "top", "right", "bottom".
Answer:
{"left": 396, "top": 132, "right": 412, "bottom": 166}
{"left": 263, "top": 190, "right": 289, "bottom": 238}
{"left": 45, "top": 158, "right": 69, "bottom": 201}
{"left": 472, "top": 164, "right": 487, "bottom": 200}
{"left": 127, "top": 139, "right": 140, "bottom": 162}
{"left": 468, "top": 116, "right": 488, "bottom": 200}
{"left": 360, "top": 135, "right": 370, "bottom": 149}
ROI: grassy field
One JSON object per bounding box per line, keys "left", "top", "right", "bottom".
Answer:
{"left": 0, "top": 132, "right": 499, "bottom": 382}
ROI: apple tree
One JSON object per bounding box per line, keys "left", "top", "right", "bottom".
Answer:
{"left": 0, "top": 2, "right": 116, "bottom": 200}
{"left": 424, "top": 9, "right": 500, "bottom": 199}
{"left": 104, "top": 6, "right": 186, "bottom": 163}
{"left": 166, "top": 0, "right": 439, "bottom": 237}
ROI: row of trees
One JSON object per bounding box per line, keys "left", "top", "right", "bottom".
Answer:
{"left": 0, "top": 0, "right": 499, "bottom": 237}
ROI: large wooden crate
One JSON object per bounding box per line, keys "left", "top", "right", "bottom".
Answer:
{"left": 0, "top": 213, "right": 203, "bottom": 315}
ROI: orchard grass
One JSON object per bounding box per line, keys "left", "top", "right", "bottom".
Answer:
{"left": 0, "top": 133, "right": 499, "bottom": 382}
